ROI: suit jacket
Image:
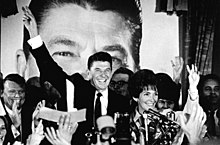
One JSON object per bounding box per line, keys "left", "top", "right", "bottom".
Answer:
{"left": 30, "top": 43, "right": 131, "bottom": 145}
{"left": 0, "top": 98, "right": 21, "bottom": 145}
{"left": 1, "top": 86, "right": 48, "bottom": 144}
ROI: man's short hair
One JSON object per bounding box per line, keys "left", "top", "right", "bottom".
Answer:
{"left": 3, "top": 74, "right": 26, "bottom": 90}
{"left": 24, "top": 0, "right": 142, "bottom": 69}
{"left": 128, "top": 69, "right": 157, "bottom": 98}
{"left": 87, "top": 51, "right": 112, "bottom": 70}
{"left": 112, "top": 67, "right": 134, "bottom": 79}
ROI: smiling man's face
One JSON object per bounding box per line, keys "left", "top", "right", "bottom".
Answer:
{"left": 88, "top": 61, "right": 112, "bottom": 91}
{"left": 202, "top": 79, "right": 220, "bottom": 107}
{"left": 26, "top": 4, "right": 135, "bottom": 78}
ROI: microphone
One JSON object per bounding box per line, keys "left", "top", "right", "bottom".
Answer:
{"left": 142, "top": 111, "right": 148, "bottom": 143}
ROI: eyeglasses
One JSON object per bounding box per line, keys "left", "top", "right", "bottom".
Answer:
{"left": 110, "top": 80, "right": 128, "bottom": 88}
{"left": 5, "top": 89, "right": 25, "bottom": 98}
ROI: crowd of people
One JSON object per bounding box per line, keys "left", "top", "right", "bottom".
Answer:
{"left": 1, "top": 0, "right": 220, "bottom": 145}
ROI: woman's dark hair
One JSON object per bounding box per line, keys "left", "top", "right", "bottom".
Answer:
{"left": 128, "top": 69, "right": 157, "bottom": 98}
{"left": 0, "top": 116, "right": 10, "bottom": 145}
{"left": 0, "top": 116, "right": 9, "bottom": 130}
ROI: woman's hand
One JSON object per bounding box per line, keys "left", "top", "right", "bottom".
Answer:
{"left": 186, "top": 64, "right": 200, "bottom": 90}
{"left": 186, "top": 64, "right": 200, "bottom": 101}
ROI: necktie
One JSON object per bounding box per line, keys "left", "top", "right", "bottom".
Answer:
{"left": 95, "top": 92, "right": 102, "bottom": 122}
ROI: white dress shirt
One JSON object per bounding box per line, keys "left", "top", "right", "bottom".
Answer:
{"left": 94, "top": 89, "right": 108, "bottom": 115}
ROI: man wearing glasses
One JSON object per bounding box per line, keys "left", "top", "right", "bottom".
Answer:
{"left": 1, "top": 74, "right": 26, "bottom": 144}
{"left": 109, "top": 67, "right": 138, "bottom": 111}
{"left": 110, "top": 67, "right": 134, "bottom": 99}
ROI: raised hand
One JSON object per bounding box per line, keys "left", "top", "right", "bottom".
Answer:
{"left": 171, "top": 56, "right": 184, "bottom": 84}
{"left": 45, "top": 127, "right": 70, "bottom": 145}
{"left": 57, "top": 114, "right": 78, "bottom": 143}
{"left": 32, "top": 100, "right": 45, "bottom": 127}
{"left": 22, "top": 6, "right": 38, "bottom": 38}
{"left": 186, "top": 64, "right": 200, "bottom": 90}
{"left": 26, "top": 120, "right": 45, "bottom": 145}
{"left": 45, "top": 114, "right": 78, "bottom": 145}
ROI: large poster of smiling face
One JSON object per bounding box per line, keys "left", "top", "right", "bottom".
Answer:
{"left": 19, "top": 0, "right": 142, "bottom": 79}
{"left": 1, "top": 0, "right": 178, "bottom": 79}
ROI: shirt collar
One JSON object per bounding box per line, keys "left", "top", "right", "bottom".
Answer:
{"left": 95, "top": 89, "right": 108, "bottom": 105}
{"left": 95, "top": 89, "right": 108, "bottom": 115}
{"left": 133, "top": 107, "right": 142, "bottom": 123}
{"left": 5, "top": 105, "right": 13, "bottom": 116}
{"left": 97, "top": 89, "right": 108, "bottom": 99}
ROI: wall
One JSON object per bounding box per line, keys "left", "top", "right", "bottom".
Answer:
{"left": 140, "top": 0, "right": 179, "bottom": 76}
{"left": 1, "top": 0, "right": 31, "bottom": 77}
{"left": 1, "top": 0, "right": 178, "bottom": 78}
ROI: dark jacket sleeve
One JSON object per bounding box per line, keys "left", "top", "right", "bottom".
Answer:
{"left": 30, "top": 43, "right": 68, "bottom": 111}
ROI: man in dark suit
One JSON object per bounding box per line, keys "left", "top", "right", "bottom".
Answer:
{"left": 23, "top": 6, "right": 130, "bottom": 145}
{"left": 1, "top": 74, "right": 26, "bottom": 145}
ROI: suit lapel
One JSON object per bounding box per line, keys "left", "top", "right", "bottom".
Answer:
{"left": 107, "top": 88, "right": 115, "bottom": 117}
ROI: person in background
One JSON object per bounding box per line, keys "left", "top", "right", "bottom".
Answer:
{"left": 109, "top": 67, "right": 136, "bottom": 111}
{"left": 0, "top": 74, "right": 26, "bottom": 144}
{"left": 156, "top": 73, "right": 181, "bottom": 112}
{"left": 110, "top": 67, "right": 134, "bottom": 99}
{"left": 198, "top": 74, "right": 220, "bottom": 138}
{"left": 0, "top": 116, "right": 10, "bottom": 145}
{"left": 156, "top": 56, "right": 183, "bottom": 116}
